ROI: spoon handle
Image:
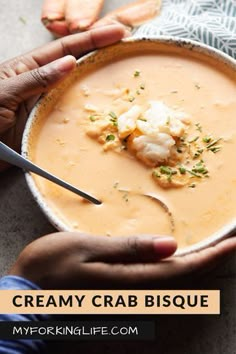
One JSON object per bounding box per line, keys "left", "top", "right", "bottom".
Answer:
{"left": 0, "top": 142, "right": 101, "bottom": 205}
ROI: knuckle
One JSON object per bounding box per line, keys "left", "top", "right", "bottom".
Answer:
{"left": 60, "top": 39, "right": 74, "bottom": 57}
{"left": 127, "top": 236, "right": 140, "bottom": 258}
{"left": 30, "top": 68, "right": 48, "bottom": 88}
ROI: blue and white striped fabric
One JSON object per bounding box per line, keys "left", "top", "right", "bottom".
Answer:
{"left": 135, "top": 0, "right": 236, "bottom": 59}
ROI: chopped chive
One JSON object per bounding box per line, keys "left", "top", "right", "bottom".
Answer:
{"left": 134, "top": 70, "right": 141, "bottom": 77}
{"left": 140, "top": 83, "right": 145, "bottom": 90}
{"left": 189, "top": 183, "right": 196, "bottom": 188}
{"left": 202, "top": 136, "right": 212, "bottom": 143}
{"left": 160, "top": 166, "right": 177, "bottom": 182}
{"left": 177, "top": 148, "right": 183, "bottom": 153}
{"left": 136, "top": 90, "right": 141, "bottom": 95}
{"left": 109, "top": 113, "right": 118, "bottom": 127}
{"left": 192, "top": 166, "right": 208, "bottom": 174}
{"left": 206, "top": 138, "right": 221, "bottom": 149}
{"left": 186, "top": 169, "right": 202, "bottom": 178}
{"left": 193, "top": 153, "right": 201, "bottom": 159}
{"left": 179, "top": 166, "right": 186, "bottom": 174}
{"left": 138, "top": 117, "right": 147, "bottom": 122}
{"left": 210, "top": 146, "right": 221, "bottom": 153}
{"left": 195, "top": 123, "right": 202, "bottom": 132}
{"left": 189, "top": 136, "right": 199, "bottom": 143}
{"left": 129, "top": 96, "right": 135, "bottom": 102}
{"left": 195, "top": 83, "right": 201, "bottom": 89}
{"left": 160, "top": 166, "right": 172, "bottom": 175}
{"left": 196, "top": 160, "right": 204, "bottom": 166}
{"left": 89, "top": 115, "right": 96, "bottom": 122}
{"left": 113, "top": 182, "right": 119, "bottom": 189}
{"left": 106, "top": 134, "right": 115, "bottom": 142}
{"left": 122, "top": 193, "right": 129, "bottom": 202}
{"left": 109, "top": 111, "right": 117, "bottom": 119}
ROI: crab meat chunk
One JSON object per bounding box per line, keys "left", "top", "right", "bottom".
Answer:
{"left": 118, "top": 105, "right": 142, "bottom": 139}
{"left": 137, "top": 101, "right": 187, "bottom": 137}
{"left": 131, "top": 133, "right": 175, "bottom": 166}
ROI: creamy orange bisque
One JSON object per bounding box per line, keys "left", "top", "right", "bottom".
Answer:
{"left": 30, "top": 47, "right": 236, "bottom": 248}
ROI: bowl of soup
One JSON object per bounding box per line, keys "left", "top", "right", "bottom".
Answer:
{"left": 22, "top": 37, "right": 236, "bottom": 256}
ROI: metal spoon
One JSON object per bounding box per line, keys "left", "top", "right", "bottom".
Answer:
{"left": 0, "top": 142, "right": 101, "bottom": 205}
{"left": 118, "top": 188, "right": 175, "bottom": 232}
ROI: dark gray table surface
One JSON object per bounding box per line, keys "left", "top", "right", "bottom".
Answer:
{"left": 0, "top": 1, "right": 235, "bottom": 353}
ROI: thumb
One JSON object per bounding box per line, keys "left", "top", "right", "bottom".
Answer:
{"left": 5, "top": 55, "right": 76, "bottom": 102}
{"left": 74, "top": 234, "right": 178, "bottom": 263}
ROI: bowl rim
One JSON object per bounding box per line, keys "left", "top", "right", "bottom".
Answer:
{"left": 22, "top": 35, "right": 236, "bottom": 257}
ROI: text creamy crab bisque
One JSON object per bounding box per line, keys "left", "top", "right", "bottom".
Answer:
{"left": 29, "top": 43, "right": 236, "bottom": 249}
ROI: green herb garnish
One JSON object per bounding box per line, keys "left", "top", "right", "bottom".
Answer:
{"left": 106, "top": 134, "right": 115, "bottom": 142}
{"left": 192, "top": 166, "right": 208, "bottom": 174}
{"left": 134, "top": 70, "right": 141, "bottom": 77}
{"left": 179, "top": 166, "right": 186, "bottom": 174}
{"left": 89, "top": 115, "right": 96, "bottom": 122}
{"left": 138, "top": 117, "right": 147, "bottom": 122}
{"left": 109, "top": 112, "right": 118, "bottom": 126}
{"left": 113, "top": 182, "right": 119, "bottom": 189}
{"left": 160, "top": 166, "right": 177, "bottom": 182}
{"left": 122, "top": 193, "right": 129, "bottom": 202}
{"left": 210, "top": 146, "right": 221, "bottom": 153}
{"left": 206, "top": 138, "right": 221, "bottom": 150}
{"left": 189, "top": 136, "right": 199, "bottom": 143}
{"left": 202, "top": 136, "right": 212, "bottom": 143}
{"left": 186, "top": 169, "right": 202, "bottom": 178}
{"left": 160, "top": 166, "right": 173, "bottom": 175}
{"left": 109, "top": 111, "right": 117, "bottom": 120}
{"left": 195, "top": 123, "right": 202, "bottom": 132}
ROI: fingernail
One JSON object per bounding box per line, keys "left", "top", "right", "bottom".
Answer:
{"left": 53, "top": 55, "right": 77, "bottom": 74}
{"left": 153, "top": 236, "right": 177, "bottom": 258}
{"left": 45, "top": 56, "right": 76, "bottom": 80}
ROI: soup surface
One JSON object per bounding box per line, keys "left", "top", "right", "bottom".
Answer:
{"left": 30, "top": 46, "right": 236, "bottom": 248}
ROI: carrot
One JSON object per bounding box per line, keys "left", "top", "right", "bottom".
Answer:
{"left": 41, "top": 0, "right": 69, "bottom": 37}
{"left": 65, "top": 0, "right": 105, "bottom": 32}
{"left": 91, "top": 0, "right": 162, "bottom": 29}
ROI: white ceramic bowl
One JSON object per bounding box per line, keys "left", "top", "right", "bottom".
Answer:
{"left": 22, "top": 37, "right": 236, "bottom": 256}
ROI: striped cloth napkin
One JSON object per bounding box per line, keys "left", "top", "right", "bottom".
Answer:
{"left": 135, "top": 0, "right": 236, "bottom": 59}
